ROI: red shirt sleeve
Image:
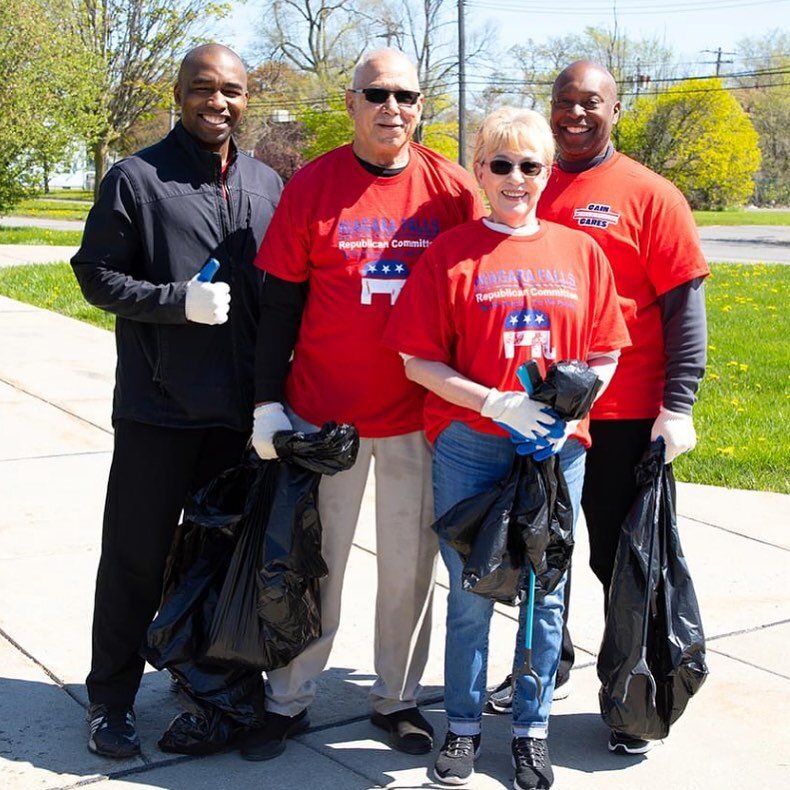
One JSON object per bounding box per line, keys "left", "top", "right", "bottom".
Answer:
{"left": 253, "top": 178, "right": 311, "bottom": 282}
{"left": 382, "top": 239, "right": 453, "bottom": 363}
{"left": 645, "top": 196, "right": 710, "bottom": 296}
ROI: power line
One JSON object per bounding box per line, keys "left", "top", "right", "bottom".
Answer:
{"left": 467, "top": 0, "right": 787, "bottom": 14}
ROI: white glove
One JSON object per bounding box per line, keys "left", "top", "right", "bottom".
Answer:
{"left": 480, "top": 388, "right": 562, "bottom": 442}
{"left": 252, "top": 402, "right": 293, "bottom": 460}
{"left": 651, "top": 407, "right": 696, "bottom": 464}
{"left": 185, "top": 277, "right": 230, "bottom": 324}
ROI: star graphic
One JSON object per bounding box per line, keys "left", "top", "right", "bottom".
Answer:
{"left": 523, "top": 313, "right": 533, "bottom": 324}
{"left": 395, "top": 264, "right": 405, "bottom": 273}
{"left": 509, "top": 315, "right": 519, "bottom": 325}
{"left": 382, "top": 264, "right": 391, "bottom": 273}
{"left": 366, "top": 264, "right": 377, "bottom": 273}
{"left": 534, "top": 314, "right": 545, "bottom": 325}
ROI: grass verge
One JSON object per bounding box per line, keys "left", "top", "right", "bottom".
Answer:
{"left": 0, "top": 261, "right": 786, "bottom": 492}
{"left": 8, "top": 199, "right": 89, "bottom": 221}
{"left": 0, "top": 227, "right": 83, "bottom": 245}
{"left": 673, "top": 263, "right": 789, "bottom": 493}
{"left": 44, "top": 189, "right": 93, "bottom": 201}
{"left": 693, "top": 209, "right": 790, "bottom": 226}
{"left": 0, "top": 262, "right": 112, "bottom": 330}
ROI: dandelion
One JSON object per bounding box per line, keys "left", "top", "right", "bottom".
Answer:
{"left": 716, "top": 447, "right": 736, "bottom": 456}
{"left": 722, "top": 305, "right": 732, "bottom": 312}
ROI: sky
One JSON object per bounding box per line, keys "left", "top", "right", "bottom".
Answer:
{"left": 214, "top": 0, "right": 788, "bottom": 78}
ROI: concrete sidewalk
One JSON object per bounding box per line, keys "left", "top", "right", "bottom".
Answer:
{"left": 0, "top": 294, "right": 788, "bottom": 790}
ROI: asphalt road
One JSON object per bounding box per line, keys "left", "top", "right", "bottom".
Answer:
{"left": 696, "top": 225, "right": 790, "bottom": 264}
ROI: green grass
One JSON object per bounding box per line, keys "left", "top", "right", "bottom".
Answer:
{"left": 44, "top": 189, "right": 93, "bottom": 202}
{"left": 10, "top": 199, "right": 90, "bottom": 221}
{"left": 693, "top": 209, "right": 790, "bottom": 226}
{"left": 673, "top": 263, "right": 789, "bottom": 493}
{"left": 0, "top": 262, "right": 112, "bottom": 330}
{"left": 0, "top": 226, "right": 83, "bottom": 245}
{"left": 0, "top": 260, "right": 787, "bottom": 492}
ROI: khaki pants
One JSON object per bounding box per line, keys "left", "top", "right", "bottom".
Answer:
{"left": 265, "top": 421, "right": 438, "bottom": 716}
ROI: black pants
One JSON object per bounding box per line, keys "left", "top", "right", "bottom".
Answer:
{"left": 86, "top": 419, "right": 248, "bottom": 707}
{"left": 558, "top": 418, "right": 655, "bottom": 676}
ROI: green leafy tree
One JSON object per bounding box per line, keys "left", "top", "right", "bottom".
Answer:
{"left": 71, "top": 0, "right": 230, "bottom": 197}
{"left": 618, "top": 78, "right": 761, "bottom": 209}
{"left": 734, "top": 30, "right": 789, "bottom": 205}
{"left": 295, "top": 97, "right": 354, "bottom": 161}
{"left": 0, "top": 0, "right": 99, "bottom": 212}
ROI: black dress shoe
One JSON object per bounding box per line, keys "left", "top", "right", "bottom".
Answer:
{"left": 87, "top": 703, "right": 141, "bottom": 758}
{"left": 370, "top": 707, "right": 434, "bottom": 754}
{"left": 240, "top": 710, "right": 310, "bottom": 761}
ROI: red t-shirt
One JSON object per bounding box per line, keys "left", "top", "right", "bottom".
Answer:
{"left": 383, "top": 219, "right": 631, "bottom": 446}
{"left": 538, "top": 152, "right": 710, "bottom": 420}
{"left": 254, "top": 143, "right": 484, "bottom": 437}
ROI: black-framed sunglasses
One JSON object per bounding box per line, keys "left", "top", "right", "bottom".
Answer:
{"left": 348, "top": 88, "right": 422, "bottom": 106}
{"left": 487, "top": 159, "right": 547, "bottom": 177}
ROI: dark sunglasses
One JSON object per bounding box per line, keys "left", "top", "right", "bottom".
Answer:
{"left": 487, "top": 159, "right": 547, "bottom": 177}
{"left": 348, "top": 88, "right": 421, "bottom": 106}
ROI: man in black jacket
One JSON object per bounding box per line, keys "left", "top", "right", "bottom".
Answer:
{"left": 71, "top": 43, "right": 282, "bottom": 758}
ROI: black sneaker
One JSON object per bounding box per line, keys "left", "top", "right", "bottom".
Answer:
{"left": 370, "top": 707, "right": 434, "bottom": 754}
{"left": 512, "top": 736, "right": 554, "bottom": 790}
{"left": 433, "top": 732, "right": 481, "bottom": 786}
{"left": 87, "top": 703, "right": 141, "bottom": 758}
{"left": 608, "top": 730, "right": 653, "bottom": 755}
{"left": 239, "top": 710, "right": 310, "bottom": 761}
{"left": 487, "top": 674, "right": 513, "bottom": 714}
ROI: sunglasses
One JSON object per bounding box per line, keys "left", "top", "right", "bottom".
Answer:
{"left": 348, "top": 88, "right": 422, "bottom": 106}
{"left": 487, "top": 159, "right": 547, "bottom": 177}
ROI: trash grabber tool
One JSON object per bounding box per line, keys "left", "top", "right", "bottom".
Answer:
{"left": 509, "top": 361, "right": 545, "bottom": 702}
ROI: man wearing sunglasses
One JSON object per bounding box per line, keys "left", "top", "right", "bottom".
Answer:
{"left": 488, "top": 60, "right": 709, "bottom": 758}
{"left": 244, "top": 48, "right": 484, "bottom": 761}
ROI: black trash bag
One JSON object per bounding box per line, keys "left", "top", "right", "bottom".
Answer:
{"left": 598, "top": 441, "right": 708, "bottom": 740}
{"left": 433, "top": 361, "right": 598, "bottom": 604}
{"left": 143, "top": 422, "right": 359, "bottom": 753}
{"left": 531, "top": 359, "right": 602, "bottom": 419}
{"left": 202, "top": 422, "right": 358, "bottom": 671}
{"left": 158, "top": 707, "right": 240, "bottom": 755}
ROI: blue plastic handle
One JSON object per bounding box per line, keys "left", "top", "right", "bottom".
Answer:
{"left": 197, "top": 258, "right": 220, "bottom": 282}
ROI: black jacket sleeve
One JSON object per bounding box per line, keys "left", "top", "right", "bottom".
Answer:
{"left": 71, "top": 167, "right": 189, "bottom": 324}
{"left": 658, "top": 277, "right": 707, "bottom": 414}
{"left": 254, "top": 272, "right": 308, "bottom": 403}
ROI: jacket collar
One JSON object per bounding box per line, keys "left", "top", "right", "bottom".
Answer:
{"left": 170, "top": 121, "right": 238, "bottom": 177}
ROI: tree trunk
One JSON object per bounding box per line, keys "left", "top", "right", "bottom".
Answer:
{"left": 92, "top": 139, "right": 109, "bottom": 201}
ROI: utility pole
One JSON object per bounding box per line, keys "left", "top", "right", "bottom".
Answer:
{"left": 702, "top": 47, "right": 735, "bottom": 76}
{"left": 632, "top": 58, "right": 651, "bottom": 99}
{"left": 458, "top": 0, "right": 466, "bottom": 167}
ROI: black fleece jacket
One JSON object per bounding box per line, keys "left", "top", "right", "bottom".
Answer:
{"left": 72, "top": 122, "right": 282, "bottom": 431}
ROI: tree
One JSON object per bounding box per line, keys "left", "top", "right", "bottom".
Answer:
{"left": 618, "top": 78, "right": 761, "bottom": 209}
{"left": 258, "top": 0, "right": 375, "bottom": 88}
{"left": 296, "top": 97, "right": 354, "bottom": 161}
{"left": 378, "top": 1, "right": 492, "bottom": 139}
{"left": 0, "top": 0, "right": 99, "bottom": 212}
{"left": 733, "top": 30, "right": 790, "bottom": 205}
{"left": 501, "top": 26, "right": 676, "bottom": 115}
{"left": 71, "top": 0, "right": 229, "bottom": 197}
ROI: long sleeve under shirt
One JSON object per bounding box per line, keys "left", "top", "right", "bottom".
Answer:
{"left": 558, "top": 144, "right": 707, "bottom": 414}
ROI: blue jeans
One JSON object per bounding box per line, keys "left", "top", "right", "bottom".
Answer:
{"left": 433, "top": 421, "right": 585, "bottom": 738}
